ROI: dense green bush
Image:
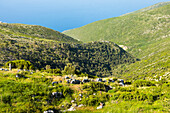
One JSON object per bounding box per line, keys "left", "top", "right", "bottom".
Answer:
{"left": 80, "top": 93, "right": 109, "bottom": 106}
{"left": 83, "top": 82, "right": 106, "bottom": 92}
{"left": 133, "top": 80, "right": 155, "bottom": 87}
{"left": 42, "top": 68, "right": 62, "bottom": 75}
{"left": 0, "top": 33, "right": 137, "bottom": 76}
{"left": 111, "top": 91, "right": 160, "bottom": 102}
{"left": 5, "top": 60, "right": 34, "bottom": 70}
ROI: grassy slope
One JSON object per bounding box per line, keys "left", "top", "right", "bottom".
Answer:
{"left": 0, "top": 23, "right": 80, "bottom": 43}
{"left": 122, "top": 1, "right": 170, "bottom": 15}
{"left": 64, "top": 2, "right": 170, "bottom": 80}
{"left": 64, "top": 2, "right": 170, "bottom": 58}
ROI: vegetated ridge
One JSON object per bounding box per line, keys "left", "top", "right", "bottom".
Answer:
{"left": 64, "top": 2, "right": 170, "bottom": 58}
{"left": 63, "top": 2, "right": 170, "bottom": 80}
{"left": 0, "top": 23, "right": 80, "bottom": 43}
{"left": 0, "top": 2, "right": 170, "bottom": 113}
{"left": 0, "top": 25, "right": 137, "bottom": 76}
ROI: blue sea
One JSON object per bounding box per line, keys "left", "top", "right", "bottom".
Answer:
{"left": 0, "top": 0, "right": 169, "bottom": 32}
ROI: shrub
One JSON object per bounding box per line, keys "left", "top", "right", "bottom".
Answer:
{"left": 5, "top": 60, "right": 34, "bottom": 70}
{"left": 80, "top": 93, "right": 109, "bottom": 106}
{"left": 133, "top": 80, "right": 155, "bottom": 87}
{"left": 82, "top": 82, "right": 106, "bottom": 92}
{"left": 42, "top": 69, "right": 62, "bottom": 75}
{"left": 2, "top": 94, "right": 12, "bottom": 105}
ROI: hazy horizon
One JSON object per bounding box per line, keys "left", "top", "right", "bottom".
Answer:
{"left": 0, "top": 0, "right": 169, "bottom": 32}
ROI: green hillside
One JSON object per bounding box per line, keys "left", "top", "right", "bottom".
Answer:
{"left": 64, "top": 2, "right": 170, "bottom": 58}
{"left": 0, "top": 2, "right": 170, "bottom": 112}
{"left": 0, "top": 33, "right": 137, "bottom": 76}
{"left": 123, "top": 1, "right": 170, "bottom": 15}
{"left": 0, "top": 23, "right": 80, "bottom": 43}
{"left": 112, "top": 41, "right": 170, "bottom": 80}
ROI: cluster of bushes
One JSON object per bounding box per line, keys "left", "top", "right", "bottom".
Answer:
{"left": 41, "top": 64, "right": 89, "bottom": 77}
{"left": 0, "top": 77, "right": 73, "bottom": 112}
{"left": 111, "top": 91, "right": 160, "bottom": 102}
{"left": 133, "top": 80, "right": 155, "bottom": 87}
{"left": 83, "top": 82, "right": 106, "bottom": 92}
{"left": 42, "top": 68, "right": 62, "bottom": 75}
{"left": 80, "top": 93, "right": 109, "bottom": 106}
{"left": 0, "top": 33, "right": 137, "bottom": 76}
{"left": 5, "top": 60, "right": 34, "bottom": 70}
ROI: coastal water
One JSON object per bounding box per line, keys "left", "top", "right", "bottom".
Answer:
{"left": 0, "top": 0, "right": 169, "bottom": 32}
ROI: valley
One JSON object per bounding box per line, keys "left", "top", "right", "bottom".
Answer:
{"left": 0, "top": 2, "right": 169, "bottom": 113}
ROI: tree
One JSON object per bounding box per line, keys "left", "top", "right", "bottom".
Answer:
{"left": 46, "top": 65, "right": 51, "bottom": 70}
{"left": 62, "top": 63, "right": 76, "bottom": 75}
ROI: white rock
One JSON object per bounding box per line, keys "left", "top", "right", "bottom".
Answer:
{"left": 78, "top": 104, "right": 84, "bottom": 107}
{"left": 71, "top": 100, "right": 75, "bottom": 103}
{"left": 43, "top": 110, "right": 54, "bottom": 113}
{"left": 67, "top": 106, "right": 76, "bottom": 111}
{"left": 97, "top": 105, "right": 103, "bottom": 109}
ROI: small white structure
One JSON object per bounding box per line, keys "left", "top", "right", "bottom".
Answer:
{"left": 9, "top": 63, "right": 11, "bottom": 71}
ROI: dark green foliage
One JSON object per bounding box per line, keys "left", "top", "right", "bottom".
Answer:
{"left": 42, "top": 69, "right": 62, "bottom": 75}
{"left": 5, "top": 59, "right": 34, "bottom": 70}
{"left": 46, "top": 65, "right": 51, "bottom": 70}
{"left": 80, "top": 93, "right": 109, "bottom": 106}
{"left": 83, "top": 82, "right": 106, "bottom": 92}
{"left": 2, "top": 95, "right": 12, "bottom": 105}
{"left": 111, "top": 89, "right": 161, "bottom": 102}
{"left": 62, "top": 63, "right": 76, "bottom": 75}
{"left": 0, "top": 34, "right": 137, "bottom": 76}
{"left": 109, "top": 85, "right": 166, "bottom": 103}
{"left": 133, "top": 80, "right": 155, "bottom": 87}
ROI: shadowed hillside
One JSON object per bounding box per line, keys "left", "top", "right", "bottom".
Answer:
{"left": 0, "top": 32, "right": 137, "bottom": 76}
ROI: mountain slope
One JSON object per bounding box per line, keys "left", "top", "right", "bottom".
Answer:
{"left": 122, "top": 1, "right": 170, "bottom": 16}
{"left": 0, "top": 33, "right": 137, "bottom": 76}
{"left": 64, "top": 2, "right": 170, "bottom": 58}
{"left": 0, "top": 23, "right": 80, "bottom": 43}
